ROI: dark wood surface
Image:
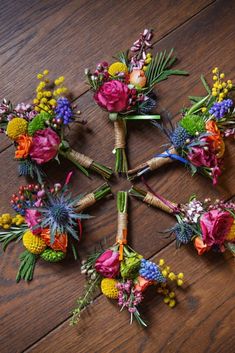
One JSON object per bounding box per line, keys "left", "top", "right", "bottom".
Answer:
{"left": 0, "top": 1, "right": 234, "bottom": 353}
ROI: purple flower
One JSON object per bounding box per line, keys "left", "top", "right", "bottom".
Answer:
{"left": 54, "top": 97, "right": 73, "bottom": 124}
{"left": 209, "top": 99, "right": 233, "bottom": 119}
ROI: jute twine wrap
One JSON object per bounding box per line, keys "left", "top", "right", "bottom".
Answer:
{"left": 147, "top": 146, "right": 177, "bottom": 171}
{"left": 143, "top": 192, "right": 176, "bottom": 214}
{"left": 114, "top": 120, "right": 126, "bottom": 149}
{"left": 75, "top": 193, "right": 96, "bottom": 212}
{"left": 68, "top": 149, "right": 93, "bottom": 168}
{"left": 116, "top": 212, "right": 128, "bottom": 243}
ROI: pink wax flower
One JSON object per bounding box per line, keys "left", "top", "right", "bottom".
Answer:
{"left": 25, "top": 209, "right": 42, "bottom": 235}
{"left": 30, "top": 128, "right": 60, "bottom": 164}
{"left": 95, "top": 249, "right": 120, "bottom": 278}
{"left": 200, "top": 209, "right": 234, "bottom": 247}
{"left": 94, "top": 80, "right": 129, "bottom": 112}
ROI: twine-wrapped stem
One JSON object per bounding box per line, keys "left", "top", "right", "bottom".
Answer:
{"left": 128, "top": 145, "right": 177, "bottom": 175}
{"left": 143, "top": 192, "right": 177, "bottom": 214}
{"left": 75, "top": 193, "right": 96, "bottom": 212}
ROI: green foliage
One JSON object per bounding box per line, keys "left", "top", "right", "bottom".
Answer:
{"left": 70, "top": 274, "right": 102, "bottom": 325}
{"left": 115, "top": 50, "right": 129, "bottom": 67}
{"left": 180, "top": 114, "right": 205, "bottom": 135}
{"left": 28, "top": 112, "right": 51, "bottom": 136}
{"left": 145, "top": 48, "right": 188, "bottom": 88}
{"left": 16, "top": 250, "right": 37, "bottom": 282}
{"left": 0, "top": 223, "right": 28, "bottom": 251}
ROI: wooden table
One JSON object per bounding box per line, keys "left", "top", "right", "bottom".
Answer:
{"left": 0, "top": 1, "right": 235, "bottom": 352}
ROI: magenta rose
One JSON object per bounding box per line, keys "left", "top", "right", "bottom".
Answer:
{"left": 30, "top": 128, "right": 60, "bottom": 164}
{"left": 188, "top": 145, "right": 216, "bottom": 168}
{"left": 94, "top": 80, "right": 129, "bottom": 112}
{"left": 95, "top": 249, "right": 120, "bottom": 278}
{"left": 200, "top": 210, "right": 234, "bottom": 247}
{"left": 25, "top": 209, "right": 42, "bottom": 235}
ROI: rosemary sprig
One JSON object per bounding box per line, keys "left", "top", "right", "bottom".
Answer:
{"left": 0, "top": 223, "right": 28, "bottom": 251}
{"left": 70, "top": 273, "right": 102, "bottom": 325}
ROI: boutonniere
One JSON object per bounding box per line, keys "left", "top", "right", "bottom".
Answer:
{"left": 0, "top": 176, "right": 112, "bottom": 282}
{"left": 130, "top": 186, "right": 235, "bottom": 256}
{"left": 71, "top": 191, "right": 185, "bottom": 327}
{"left": 0, "top": 70, "right": 113, "bottom": 182}
{"left": 128, "top": 68, "right": 234, "bottom": 185}
{"left": 85, "top": 29, "right": 188, "bottom": 173}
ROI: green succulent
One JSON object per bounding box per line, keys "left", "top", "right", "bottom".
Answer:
{"left": 179, "top": 114, "right": 205, "bottom": 136}
{"left": 40, "top": 249, "right": 66, "bottom": 262}
{"left": 28, "top": 112, "right": 52, "bottom": 136}
{"left": 120, "top": 252, "right": 142, "bottom": 279}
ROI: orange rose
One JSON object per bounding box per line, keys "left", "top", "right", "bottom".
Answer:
{"left": 205, "top": 120, "right": 225, "bottom": 156}
{"left": 15, "top": 134, "right": 32, "bottom": 159}
{"left": 135, "top": 276, "right": 153, "bottom": 292}
{"left": 41, "top": 228, "right": 68, "bottom": 252}
{"left": 194, "top": 236, "right": 211, "bottom": 255}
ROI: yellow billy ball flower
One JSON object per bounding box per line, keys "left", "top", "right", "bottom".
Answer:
{"left": 6, "top": 117, "right": 28, "bottom": 140}
{"left": 37, "top": 73, "right": 43, "bottom": 79}
{"left": 43, "top": 69, "right": 49, "bottom": 75}
{"left": 23, "top": 230, "right": 46, "bottom": 254}
{"left": 101, "top": 278, "right": 119, "bottom": 299}
{"left": 177, "top": 272, "right": 184, "bottom": 279}
{"left": 108, "top": 62, "right": 128, "bottom": 76}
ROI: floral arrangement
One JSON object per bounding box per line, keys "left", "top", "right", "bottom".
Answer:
{"left": 71, "top": 191, "right": 184, "bottom": 327}
{"left": 0, "top": 176, "right": 112, "bottom": 282}
{"left": 129, "top": 186, "right": 235, "bottom": 256}
{"left": 128, "top": 68, "right": 234, "bottom": 185}
{"left": 85, "top": 29, "right": 188, "bottom": 173}
{"left": 0, "top": 70, "right": 113, "bottom": 182}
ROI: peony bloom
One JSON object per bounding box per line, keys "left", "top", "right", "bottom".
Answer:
{"left": 95, "top": 249, "right": 120, "bottom": 278}
{"left": 15, "top": 134, "right": 32, "bottom": 159}
{"left": 94, "top": 80, "right": 129, "bottom": 112}
{"left": 30, "top": 128, "right": 60, "bottom": 164}
{"left": 25, "top": 209, "right": 42, "bottom": 235}
{"left": 200, "top": 210, "right": 234, "bottom": 247}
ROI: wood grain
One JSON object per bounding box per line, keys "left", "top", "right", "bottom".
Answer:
{"left": 26, "top": 243, "right": 235, "bottom": 353}
{"left": 0, "top": 0, "right": 234, "bottom": 353}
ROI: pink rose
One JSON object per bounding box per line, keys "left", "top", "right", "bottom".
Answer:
{"left": 25, "top": 209, "right": 42, "bottom": 235}
{"left": 188, "top": 146, "right": 216, "bottom": 168}
{"left": 200, "top": 210, "right": 234, "bottom": 247}
{"left": 30, "top": 128, "right": 60, "bottom": 164}
{"left": 94, "top": 80, "right": 129, "bottom": 112}
{"left": 95, "top": 250, "right": 120, "bottom": 278}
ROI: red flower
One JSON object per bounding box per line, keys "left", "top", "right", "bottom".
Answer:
{"left": 94, "top": 80, "right": 129, "bottom": 112}
{"left": 30, "top": 128, "right": 60, "bottom": 165}
{"left": 95, "top": 250, "right": 120, "bottom": 278}
{"left": 200, "top": 210, "right": 234, "bottom": 247}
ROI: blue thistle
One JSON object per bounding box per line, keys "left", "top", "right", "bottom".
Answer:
{"left": 139, "top": 259, "right": 166, "bottom": 282}
{"left": 139, "top": 97, "right": 157, "bottom": 114}
{"left": 18, "top": 160, "right": 45, "bottom": 184}
{"left": 37, "top": 188, "right": 90, "bottom": 244}
{"left": 54, "top": 97, "right": 73, "bottom": 124}
{"left": 209, "top": 99, "right": 233, "bottom": 119}
{"left": 170, "top": 126, "right": 191, "bottom": 148}
{"left": 172, "top": 222, "right": 193, "bottom": 246}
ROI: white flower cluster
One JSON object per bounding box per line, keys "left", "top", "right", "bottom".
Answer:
{"left": 183, "top": 199, "right": 204, "bottom": 224}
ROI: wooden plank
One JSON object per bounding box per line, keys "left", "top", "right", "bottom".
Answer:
{"left": 1, "top": 1, "right": 234, "bottom": 353}
{"left": 25, "top": 242, "right": 235, "bottom": 353}
{"left": 0, "top": 0, "right": 213, "bottom": 151}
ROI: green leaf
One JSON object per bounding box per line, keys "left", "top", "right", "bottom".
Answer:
{"left": 200, "top": 74, "right": 211, "bottom": 94}
{"left": 16, "top": 250, "right": 37, "bottom": 282}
